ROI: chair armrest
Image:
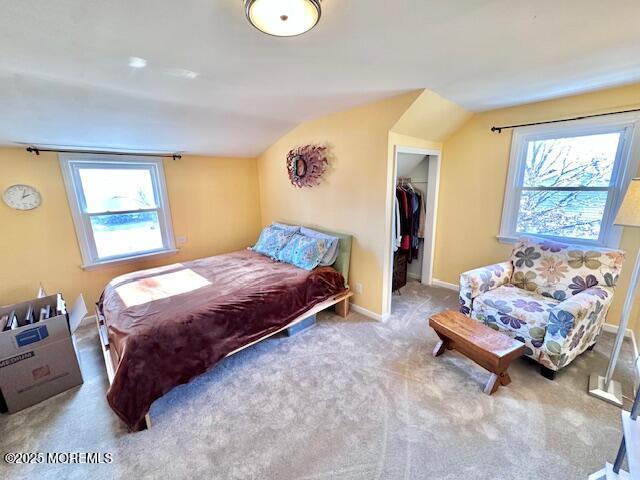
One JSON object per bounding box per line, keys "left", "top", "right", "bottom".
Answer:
{"left": 543, "top": 286, "right": 614, "bottom": 362}
{"left": 459, "top": 261, "right": 513, "bottom": 315}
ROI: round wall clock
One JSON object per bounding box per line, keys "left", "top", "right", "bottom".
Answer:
{"left": 3, "top": 184, "right": 42, "bottom": 210}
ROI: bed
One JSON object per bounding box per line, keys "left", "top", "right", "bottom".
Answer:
{"left": 96, "top": 228, "right": 353, "bottom": 431}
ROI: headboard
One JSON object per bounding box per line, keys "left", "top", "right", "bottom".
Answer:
{"left": 274, "top": 222, "right": 352, "bottom": 287}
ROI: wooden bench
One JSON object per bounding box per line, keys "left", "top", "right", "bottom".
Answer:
{"left": 429, "top": 310, "right": 526, "bottom": 395}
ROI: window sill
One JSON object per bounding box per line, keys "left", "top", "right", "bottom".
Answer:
{"left": 496, "top": 235, "right": 517, "bottom": 245}
{"left": 81, "top": 248, "right": 179, "bottom": 270}
{"left": 496, "top": 233, "right": 616, "bottom": 249}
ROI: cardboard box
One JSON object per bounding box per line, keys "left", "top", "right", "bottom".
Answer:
{"left": 0, "top": 294, "right": 85, "bottom": 413}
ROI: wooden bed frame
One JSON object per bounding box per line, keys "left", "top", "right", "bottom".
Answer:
{"left": 96, "top": 227, "right": 353, "bottom": 431}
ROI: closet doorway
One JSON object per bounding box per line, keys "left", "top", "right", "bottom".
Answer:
{"left": 389, "top": 146, "right": 441, "bottom": 309}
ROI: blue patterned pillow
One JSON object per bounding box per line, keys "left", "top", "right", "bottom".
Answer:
{"left": 252, "top": 226, "right": 295, "bottom": 258}
{"left": 300, "top": 227, "right": 339, "bottom": 266}
{"left": 277, "top": 233, "right": 331, "bottom": 271}
{"left": 272, "top": 222, "right": 300, "bottom": 233}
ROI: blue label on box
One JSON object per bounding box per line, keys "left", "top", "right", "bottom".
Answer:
{"left": 15, "top": 325, "right": 49, "bottom": 347}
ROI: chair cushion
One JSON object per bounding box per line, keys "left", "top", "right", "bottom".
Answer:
{"left": 472, "top": 284, "right": 560, "bottom": 349}
{"left": 510, "top": 237, "right": 625, "bottom": 300}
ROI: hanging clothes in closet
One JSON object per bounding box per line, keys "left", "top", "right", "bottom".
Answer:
{"left": 395, "top": 179, "right": 426, "bottom": 263}
{"left": 393, "top": 195, "right": 402, "bottom": 252}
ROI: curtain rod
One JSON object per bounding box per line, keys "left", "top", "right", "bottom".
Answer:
{"left": 25, "top": 146, "right": 182, "bottom": 160}
{"left": 490, "top": 107, "right": 640, "bottom": 133}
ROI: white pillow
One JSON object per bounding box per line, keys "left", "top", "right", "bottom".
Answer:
{"left": 272, "top": 222, "right": 300, "bottom": 233}
{"left": 300, "top": 227, "right": 339, "bottom": 266}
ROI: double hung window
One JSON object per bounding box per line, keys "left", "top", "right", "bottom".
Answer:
{"left": 60, "top": 155, "right": 175, "bottom": 268}
{"left": 499, "top": 114, "right": 639, "bottom": 247}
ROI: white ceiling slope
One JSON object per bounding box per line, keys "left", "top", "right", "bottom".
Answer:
{"left": 0, "top": 0, "right": 639, "bottom": 157}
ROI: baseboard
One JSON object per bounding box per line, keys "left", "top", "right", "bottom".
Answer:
{"left": 350, "top": 303, "right": 389, "bottom": 322}
{"left": 602, "top": 323, "right": 637, "bottom": 348}
{"left": 430, "top": 278, "right": 458, "bottom": 291}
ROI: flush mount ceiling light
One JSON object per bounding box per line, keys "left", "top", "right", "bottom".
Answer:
{"left": 244, "top": 0, "right": 321, "bottom": 37}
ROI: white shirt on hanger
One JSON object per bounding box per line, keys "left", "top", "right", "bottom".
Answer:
{"left": 393, "top": 196, "right": 401, "bottom": 252}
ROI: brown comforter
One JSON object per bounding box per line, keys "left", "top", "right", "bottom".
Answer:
{"left": 98, "top": 249, "right": 346, "bottom": 430}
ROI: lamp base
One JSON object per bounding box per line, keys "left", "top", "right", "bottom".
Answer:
{"left": 588, "top": 463, "right": 631, "bottom": 480}
{"left": 588, "top": 373, "right": 623, "bottom": 407}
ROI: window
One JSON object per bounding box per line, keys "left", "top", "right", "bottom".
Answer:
{"left": 499, "top": 114, "right": 640, "bottom": 247}
{"left": 60, "top": 155, "right": 176, "bottom": 268}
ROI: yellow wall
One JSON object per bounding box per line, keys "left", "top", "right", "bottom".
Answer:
{"left": 257, "top": 92, "right": 421, "bottom": 314}
{"left": 0, "top": 148, "right": 262, "bottom": 307}
{"left": 434, "top": 83, "right": 640, "bottom": 336}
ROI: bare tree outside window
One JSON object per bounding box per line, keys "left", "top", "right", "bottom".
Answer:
{"left": 515, "top": 133, "right": 621, "bottom": 240}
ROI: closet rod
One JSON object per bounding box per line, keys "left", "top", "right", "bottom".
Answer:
{"left": 25, "top": 146, "right": 182, "bottom": 160}
{"left": 490, "top": 107, "right": 640, "bottom": 133}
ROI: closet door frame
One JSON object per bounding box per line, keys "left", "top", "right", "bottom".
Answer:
{"left": 387, "top": 145, "right": 442, "bottom": 316}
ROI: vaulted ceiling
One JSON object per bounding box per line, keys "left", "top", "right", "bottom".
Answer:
{"left": 1, "top": 0, "right": 639, "bottom": 156}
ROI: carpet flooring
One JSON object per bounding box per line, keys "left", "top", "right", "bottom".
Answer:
{"left": 1, "top": 282, "right": 637, "bottom": 480}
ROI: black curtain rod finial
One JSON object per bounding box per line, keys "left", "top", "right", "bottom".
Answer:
{"left": 491, "top": 126, "right": 502, "bottom": 133}
{"left": 26, "top": 146, "right": 40, "bottom": 155}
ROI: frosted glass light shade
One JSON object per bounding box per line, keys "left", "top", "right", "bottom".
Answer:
{"left": 615, "top": 178, "right": 640, "bottom": 227}
{"left": 245, "top": 0, "right": 321, "bottom": 37}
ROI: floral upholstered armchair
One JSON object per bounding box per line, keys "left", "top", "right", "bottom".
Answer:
{"left": 460, "top": 237, "right": 625, "bottom": 378}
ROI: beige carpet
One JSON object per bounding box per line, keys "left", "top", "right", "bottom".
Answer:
{"left": 1, "top": 282, "right": 637, "bottom": 479}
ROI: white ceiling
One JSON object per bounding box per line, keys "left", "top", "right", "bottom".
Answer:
{"left": 1, "top": 0, "right": 639, "bottom": 157}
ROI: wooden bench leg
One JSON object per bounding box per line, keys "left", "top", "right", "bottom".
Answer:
{"left": 433, "top": 340, "right": 446, "bottom": 357}
{"left": 433, "top": 332, "right": 452, "bottom": 357}
{"left": 483, "top": 373, "right": 500, "bottom": 395}
{"left": 334, "top": 297, "right": 350, "bottom": 318}
{"left": 484, "top": 370, "right": 511, "bottom": 395}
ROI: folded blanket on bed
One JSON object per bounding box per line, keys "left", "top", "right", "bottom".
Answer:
{"left": 98, "top": 249, "right": 346, "bottom": 430}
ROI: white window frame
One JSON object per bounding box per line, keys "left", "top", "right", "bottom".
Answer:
{"left": 59, "top": 154, "right": 176, "bottom": 269}
{"left": 498, "top": 112, "right": 640, "bottom": 248}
